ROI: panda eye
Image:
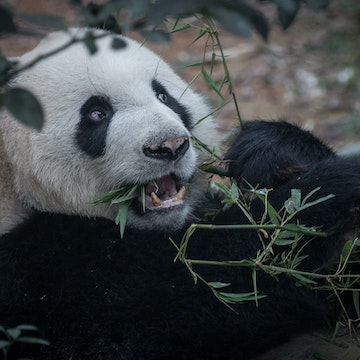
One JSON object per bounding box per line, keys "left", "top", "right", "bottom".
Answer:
{"left": 80, "top": 96, "right": 113, "bottom": 124}
{"left": 157, "top": 93, "right": 168, "bottom": 103}
{"left": 151, "top": 79, "right": 191, "bottom": 130}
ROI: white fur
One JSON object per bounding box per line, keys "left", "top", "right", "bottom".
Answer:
{"left": 0, "top": 28, "right": 220, "bottom": 234}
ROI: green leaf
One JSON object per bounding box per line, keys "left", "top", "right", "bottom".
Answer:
{"left": 0, "top": 340, "right": 9, "bottom": 349}
{"left": 140, "top": 184, "right": 146, "bottom": 213}
{"left": 128, "top": 0, "right": 149, "bottom": 17}
{"left": 17, "top": 337, "right": 50, "bottom": 346}
{"left": 192, "top": 28, "right": 208, "bottom": 44}
{"left": 97, "top": 2, "right": 125, "bottom": 21}
{"left": 7, "top": 328, "right": 21, "bottom": 340}
{"left": 140, "top": 29, "right": 171, "bottom": 43}
{"left": 291, "top": 188, "right": 301, "bottom": 209}
{"left": 2, "top": 88, "right": 44, "bottom": 130}
{"left": 216, "top": 182, "right": 238, "bottom": 204}
{"left": 213, "top": 6, "right": 252, "bottom": 38}
{"left": 94, "top": 184, "right": 147, "bottom": 236}
{"left": 274, "top": 235, "right": 296, "bottom": 246}
{"left": 252, "top": 268, "right": 261, "bottom": 306}
{"left": 201, "top": 68, "right": 224, "bottom": 100}
{"left": 147, "top": 0, "right": 202, "bottom": 24}
{"left": 341, "top": 240, "right": 353, "bottom": 260}
{"left": 215, "top": 290, "right": 267, "bottom": 305}
{"left": 170, "top": 23, "right": 191, "bottom": 34}
{"left": 300, "top": 193, "right": 335, "bottom": 211}
{"left": 274, "top": 0, "right": 300, "bottom": 29}
{"left": 292, "top": 272, "right": 317, "bottom": 285}
{"left": 18, "top": 13, "right": 68, "bottom": 30}
{"left": 208, "top": 282, "right": 231, "bottom": 289}
{"left": 115, "top": 200, "right": 132, "bottom": 238}
{"left": 266, "top": 202, "right": 281, "bottom": 226}
{"left": 199, "top": 163, "right": 229, "bottom": 177}
{"left": 284, "top": 198, "right": 296, "bottom": 214}
{"left": 110, "top": 186, "right": 140, "bottom": 204}
{"left": 0, "top": 4, "right": 17, "bottom": 34}
{"left": 13, "top": 325, "right": 39, "bottom": 332}
{"left": 84, "top": 33, "right": 98, "bottom": 55}
{"left": 229, "top": 1, "right": 269, "bottom": 39}
{"left": 229, "top": 182, "right": 240, "bottom": 203}
{"left": 304, "top": 0, "right": 330, "bottom": 10}
{"left": 291, "top": 255, "right": 309, "bottom": 268}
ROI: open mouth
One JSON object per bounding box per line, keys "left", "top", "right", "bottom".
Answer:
{"left": 142, "top": 174, "right": 186, "bottom": 211}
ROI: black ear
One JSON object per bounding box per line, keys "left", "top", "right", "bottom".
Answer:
{"left": 225, "top": 120, "right": 335, "bottom": 188}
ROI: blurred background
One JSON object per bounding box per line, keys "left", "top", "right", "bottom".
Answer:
{"left": 1, "top": 0, "right": 359, "bottom": 151}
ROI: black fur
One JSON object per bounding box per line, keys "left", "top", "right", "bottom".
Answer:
{"left": 226, "top": 120, "right": 336, "bottom": 188}
{"left": 1, "top": 120, "right": 359, "bottom": 359}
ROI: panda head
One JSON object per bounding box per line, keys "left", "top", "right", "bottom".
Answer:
{"left": 0, "top": 28, "right": 219, "bottom": 233}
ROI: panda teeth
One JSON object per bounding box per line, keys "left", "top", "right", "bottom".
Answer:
{"left": 150, "top": 186, "right": 186, "bottom": 207}
{"left": 174, "top": 186, "right": 186, "bottom": 201}
{"left": 151, "top": 192, "right": 163, "bottom": 207}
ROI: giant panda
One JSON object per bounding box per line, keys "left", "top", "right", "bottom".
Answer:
{"left": 0, "top": 28, "right": 359, "bottom": 360}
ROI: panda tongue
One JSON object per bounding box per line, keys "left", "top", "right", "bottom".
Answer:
{"left": 145, "top": 175, "right": 186, "bottom": 209}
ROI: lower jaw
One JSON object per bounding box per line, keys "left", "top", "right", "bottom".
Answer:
{"left": 133, "top": 197, "right": 187, "bottom": 215}
{"left": 129, "top": 202, "right": 190, "bottom": 231}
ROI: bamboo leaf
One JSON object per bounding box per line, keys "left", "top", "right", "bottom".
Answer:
{"left": 13, "top": 325, "right": 39, "bottom": 331}
{"left": 115, "top": 200, "right": 132, "bottom": 238}
{"left": 301, "top": 187, "right": 321, "bottom": 205}
{"left": 341, "top": 240, "right": 353, "bottom": 260}
{"left": 266, "top": 203, "right": 281, "bottom": 226}
{"left": 170, "top": 23, "right": 191, "bottom": 33}
{"left": 292, "top": 272, "right": 317, "bottom": 285}
{"left": 284, "top": 189, "right": 301, "bottom": 213}
{"left": 17, "top": 337, "right": 50, "bottom": 346}
{"left": 252, "top": 268, "right": 261, "bottom": 306}
{"left": 208, "top": 282, "right": 231, "bottom": 289}
{"left": 300, "top": 194, "right": 335, "bottom": 211}
{"left": 6, "top": 328, "right": 21, "bottom": 340}
{"left": 275, "top": 0, "right": 300, "bottom": 30}
{"left": 0, "top": 340, "right": 9, "bottom": 349}
{"left": 201, "top": 68, "right": 224, "bottom": 100}
{"left": 215, "top": 290, "right": 267, "bottom": 305}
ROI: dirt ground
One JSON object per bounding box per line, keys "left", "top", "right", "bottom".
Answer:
{"left": 1, "top": 0, "right": 360, "bottom": 151}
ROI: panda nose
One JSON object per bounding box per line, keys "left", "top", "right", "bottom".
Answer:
{"left": 143, "top": 136, "right": 190, "bottom": 161}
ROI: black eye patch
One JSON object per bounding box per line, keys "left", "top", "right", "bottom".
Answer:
{"left": 76, "top": 96, "right": 114, "bottom": 158}
{"left": 151, "top": 79, "right": 191, "bottom": 130}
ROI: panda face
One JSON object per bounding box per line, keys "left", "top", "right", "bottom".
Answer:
{"left": 0, "top": 29, "right": 218, "bottom": 232}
